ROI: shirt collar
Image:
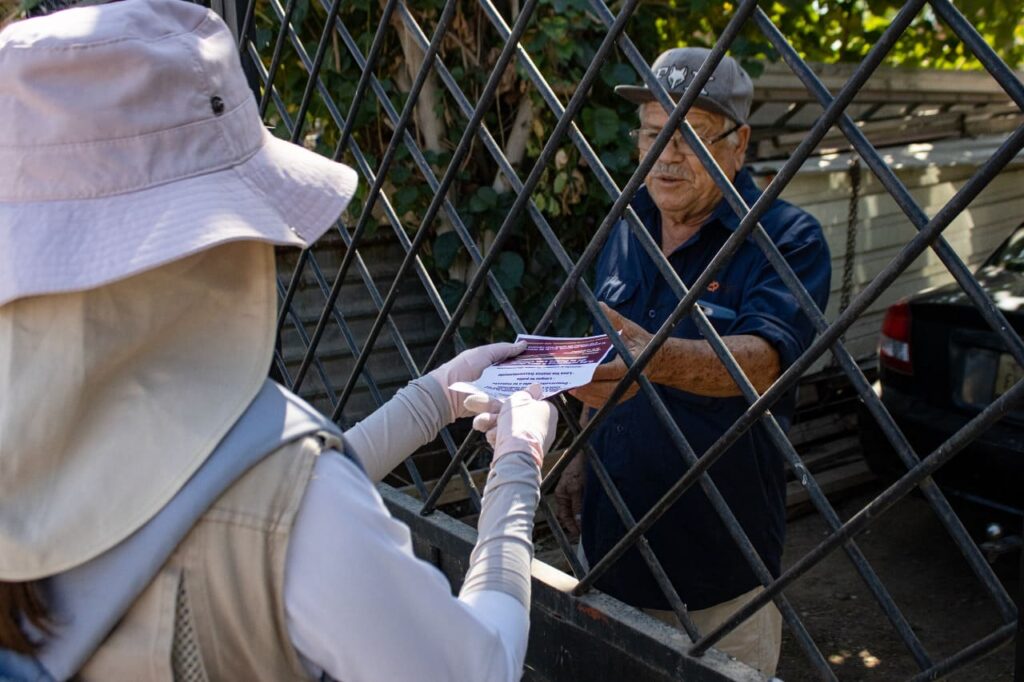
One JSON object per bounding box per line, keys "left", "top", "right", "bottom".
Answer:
{"left": 707, "top": 168, "right": 762, "bottom": 232}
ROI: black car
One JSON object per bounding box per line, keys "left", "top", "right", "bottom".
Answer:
{"left": 860, "top": 223, "right": 1024, "bottom": 557}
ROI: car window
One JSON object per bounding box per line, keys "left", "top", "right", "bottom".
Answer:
{"left": 984, "top": 223, "right": 1024, "bottom": 272}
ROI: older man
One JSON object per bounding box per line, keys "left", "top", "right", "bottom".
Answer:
{"left": 559, "top": 47, "right": 831, "bottom": 675}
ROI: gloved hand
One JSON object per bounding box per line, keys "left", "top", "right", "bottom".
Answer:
{"left": 465, "top": 384, "right": 557, "bottom": 466}
{"left": 427, "top": 341, "right": 526, "bottom": 421}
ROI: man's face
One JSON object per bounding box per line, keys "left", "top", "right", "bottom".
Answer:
{"left": 637, "top": 103, "right": 749, "bottom": 223}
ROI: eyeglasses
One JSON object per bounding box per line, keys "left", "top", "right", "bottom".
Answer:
{"left": 629, "top": 122, "right": 741, "bottom": 156}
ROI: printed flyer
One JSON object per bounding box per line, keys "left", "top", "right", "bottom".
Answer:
{"left": 450, "top": 333, "right": 614, "bottom": 400}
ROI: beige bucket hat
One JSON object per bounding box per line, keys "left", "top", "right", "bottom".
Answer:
{"left": 0, "top": 0, "right": 358, "bottom": 579}
{"left": 0, "top": 0, "right": 357, "bottom": 307}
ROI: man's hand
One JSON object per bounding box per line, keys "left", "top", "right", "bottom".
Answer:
{"left": 570, "top": 303, "right": 652, "bottom": 409}
{"left": 554, "top": 453, "right": 586, "bottom": 540}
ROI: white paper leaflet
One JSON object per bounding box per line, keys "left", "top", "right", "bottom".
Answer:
{"left": 450, "top": 334, "right": 614, "bottom": 400}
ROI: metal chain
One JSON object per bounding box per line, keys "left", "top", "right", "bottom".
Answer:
{"left": 828, "top": 156, "right": 861, "bottom": 370}
{"left": 840, "top": 157, "right": 861, "bottom": 317}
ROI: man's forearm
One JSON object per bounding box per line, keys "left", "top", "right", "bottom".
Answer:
{"left": 647, "top": 334, "right": 780, "bottom": 397}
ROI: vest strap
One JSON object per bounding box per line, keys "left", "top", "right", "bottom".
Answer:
{"left": 0, "top": 381, "right": 352, "bottom": 682}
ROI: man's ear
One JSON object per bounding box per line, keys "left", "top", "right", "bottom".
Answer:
{"left": 732, "top": 124, "right": 751, "bottom": 166}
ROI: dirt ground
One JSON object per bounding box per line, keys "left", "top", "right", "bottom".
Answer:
{"left": 776, "top": 484, "right": 1019, "bottom": 681}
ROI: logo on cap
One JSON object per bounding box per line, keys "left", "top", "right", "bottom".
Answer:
{"left": 655, "top": 64, "right": 713, "bottom": 96}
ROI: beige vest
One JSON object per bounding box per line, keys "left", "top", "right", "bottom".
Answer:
{"left": 79, "top": 435, "right": 323, "bottom": 682}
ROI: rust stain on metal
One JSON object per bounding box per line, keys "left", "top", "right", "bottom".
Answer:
{"left": 578, "top": 604, "right": 610, "bottom": 623}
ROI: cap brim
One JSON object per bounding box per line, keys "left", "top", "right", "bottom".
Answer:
{"left": 614, "top": 85, "right": 741, "bottom": 123}
{"left": 0, "top": 132, "right": 358, "bottom": 307}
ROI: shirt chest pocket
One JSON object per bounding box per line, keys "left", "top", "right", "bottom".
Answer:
{"left": 668, "top": 299, "right": 735, "bottom": 340}
{"left": 596, "top": 275, "right": 641, "bottom": 314}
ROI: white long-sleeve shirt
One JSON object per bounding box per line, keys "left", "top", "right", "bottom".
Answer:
{"left": 284, "top": 377, "right": 540, "bottom": 682}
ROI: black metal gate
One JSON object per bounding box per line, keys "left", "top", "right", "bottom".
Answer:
{"left": 225, "top": 0, "right": 1023, "bottom": 679}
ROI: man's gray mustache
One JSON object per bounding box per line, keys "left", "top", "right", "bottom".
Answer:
{"left": 648, "top": 163, "right": 690, "bottom": 179}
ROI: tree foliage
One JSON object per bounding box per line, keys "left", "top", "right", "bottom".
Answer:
{"left": 9, "top": 0, "right": 1016, "bottom": 342}
{"left": 247, "top": 0, "right": 1023, "bottom": 344}
{"left": 648, "top": 0, "right": 1024, "bottom": 75}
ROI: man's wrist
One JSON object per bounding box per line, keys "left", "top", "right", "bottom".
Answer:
{"left": 645, "top": 337, "right": 688, "bottom": 386}
{"left": 642, "top": 338, "right": 669, "bottom": 385}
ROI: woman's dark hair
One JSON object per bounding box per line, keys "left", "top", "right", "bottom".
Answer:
{"left": 0, "top": 581, "right": 50, "bottom": 654}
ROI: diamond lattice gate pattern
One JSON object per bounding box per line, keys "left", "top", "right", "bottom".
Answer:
{"left": 214, "top": 0, "right": 1023, "bottom": 679}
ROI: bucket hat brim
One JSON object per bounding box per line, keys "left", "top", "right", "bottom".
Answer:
{"left": 0, "top": 130, "right": 357, "bottom": 308}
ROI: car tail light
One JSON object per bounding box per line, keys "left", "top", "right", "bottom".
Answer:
{"left": 879, "top": 301, "right": 912, "bottom": 374}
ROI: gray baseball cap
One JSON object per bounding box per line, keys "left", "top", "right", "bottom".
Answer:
{"left": 615, "top": 47, "right": 753, "bottom": 125}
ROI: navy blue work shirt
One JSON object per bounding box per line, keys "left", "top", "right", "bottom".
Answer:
{"left": 582, "top": 168, "right": 831, "bottom": 611}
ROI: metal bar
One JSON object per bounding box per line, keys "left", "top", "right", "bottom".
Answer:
{"left": 250, "top": 3, "right": 420, "bottom": 398}
{"left": 390, "top": 0, "right": 601, "bottom": 513}
{"left": 586, "top": 451, "right": 701, "bottom": 641}
{"left": 270, "top": 0, "right": 357, "bottom": 352}
{"left": 257, "top": 0, "right": 300, "bottom": 117}
{"left": 289, "top": 0, "right": 343, "bottom": 144}
{"left": 313, "top": 2, "right": 664, "bottom": 570}
{"left": 237, "top": 0, "right": 257, "bottom": 50}
{"left": 326, "top": 1, "right": 614, "bottom": 548}
{"left": 753, "top": 7, "right": 1020, "bottom": 624}
{"left": 754, "top": 10, "right": 1024, "bottom": 375}
{"left": 566, "top": 10, "right": 1021, "bottom": 640}
{"left": 432, "top": 0, "right": 834, "bottom": 670}
{"left": 307, "top": 18, "right": 471, "bottom": 356}
{"left": 265, "top": 3, "right": 488, "bottom": 509}
{"left": 325, "top": 25, "right": 502, "bottom": 356}
{"left": 250, "top": 0, "right": 457, "bottom": 503}
{"left": 238, "top": 0, "right": 1024, "bottom": 676}
{"left": 906, "top": 622, "right": 1017, "bottom": 682}
{"left": 304, "top": 244, "right": 431, "bottom": 497}
{"left": 381, "top": 2, "right": 761, "bottom": 636}
{"left": 928, "top": 0, "right": 1024, "bottom": 111}
{"left": 244, "top": 40, "right": 347, "bottom": 412}
{"left": 573, "top": 123, "right": 1024, "bottom": 603}
{"left": 252, "top": 47, "right": 389, "bottom": 422}
{"left": 420, "top": 0, "right": 647, "bottom": 373}
{"left": 274, "top": 277, "right": 340, "bottom": 409}
{"left": 1018, "top": 523, "right": 1023, "bottom": 682}
{"left": 564, "top": 0, "right": 924, "bottom": 574}
{"left": 332, "top": 210, "right": 483, "bottom": 504}
{"left": 290, "top": 0, "right": 459, "bottom": 393}
{"left": 332, "top": 0, "right": 544, "bottom": 417}
{"left": 387, "top": 3, "right": 621, "bottom": 523}
{"left": 381, "top": 32, "right": 630, "bottom": 532}
{"left": 692, "top": 377, "right": 1024, "bottom": 655}
{"left": 274, "top": 0, "right": 400, "bottom": 338}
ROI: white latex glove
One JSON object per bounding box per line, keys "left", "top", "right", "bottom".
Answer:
{"left": 466, "top": 384, "right": 557, "bottom": 466}
{"left": 427, "top": 341, "right": 526, "bottom": 420}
